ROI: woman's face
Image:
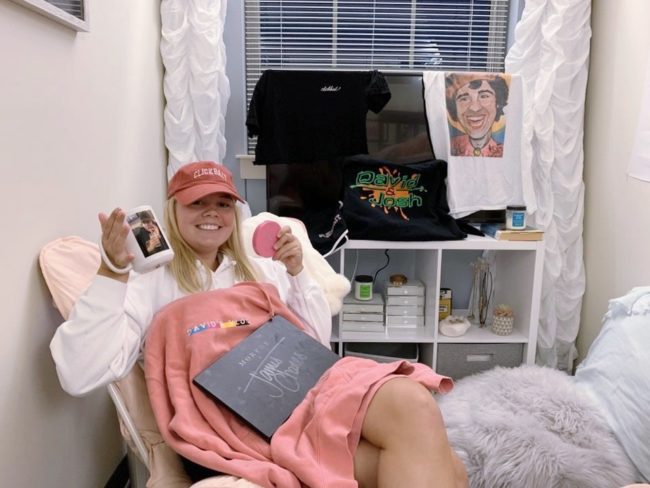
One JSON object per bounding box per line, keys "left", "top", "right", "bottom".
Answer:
{"left": 454, "top": 79, "right": 497, "bottom": 140}
{"left": 175, "top": 192, "right": 236, "bottom": 266}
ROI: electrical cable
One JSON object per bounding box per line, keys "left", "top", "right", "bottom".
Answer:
{"left": 349, "top": 249, "right": 360, "bottom": 281}
{"left": 373, "top": 249, "right": 391, "bottom": 284}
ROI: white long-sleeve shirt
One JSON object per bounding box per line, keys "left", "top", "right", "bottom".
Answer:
{"left": 50, "top": 255, "right": 332, "bottom": 396}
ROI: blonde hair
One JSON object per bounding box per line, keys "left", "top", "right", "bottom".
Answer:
{"left": 164, "top": 198, "right": 259, "bottom": 294}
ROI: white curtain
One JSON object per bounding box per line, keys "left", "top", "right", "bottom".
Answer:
{"left": 160, "top": 0, "right": 230, "bottom": 180}
{"left": 505, "top": 0, "right": 591, "bottom": 371}
{"left": 628, "top": 51, "right": 650, "bottom": 182}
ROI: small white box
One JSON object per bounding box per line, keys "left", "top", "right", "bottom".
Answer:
{"left": 385, "top": 279, "right": 425, "bottom": 296}
{"left": 385, "top": 295, "right": 424, "bottom": 306}
{"left": 386, "top": 315, "right": 424, "bottom": 327}
{"left": 340, "top": 320, "right": 385, "bottom": 332}
{"left": 342, "top": 294, "right": 384, "bottom": 313}
{"left": 385, "top": 305, "right": 423, "bottom": 316}
{"left": 342, "top": 312, "right": 384, "bottom": 323}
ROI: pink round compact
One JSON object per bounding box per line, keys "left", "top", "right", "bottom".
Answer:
{"left": 252, "top": 220, "right": 281, "bottom": 258}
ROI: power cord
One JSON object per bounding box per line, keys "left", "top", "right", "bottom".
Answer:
{"left": 350, "top": 249, "right": 360, "bottom": 282}
{"left": 373, "top": 249, "right": 391, "bottom": 284}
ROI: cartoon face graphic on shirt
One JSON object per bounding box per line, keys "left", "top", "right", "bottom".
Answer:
{"left": 445, "top": 73, "right": 510, "bottom": 158}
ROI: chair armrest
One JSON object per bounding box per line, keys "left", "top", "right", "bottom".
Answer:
{"left": 107, "top": 382, "right": 150, "bottom": 466}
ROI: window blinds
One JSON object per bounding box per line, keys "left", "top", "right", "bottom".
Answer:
{"left": 46, "top": 0, "right": 85, "bottom": 20}
{"left": 245, "top": 2, "right": 509, "bottom": 81}
{"left": 244, "top": 0, "right": 510, "bottom": 150}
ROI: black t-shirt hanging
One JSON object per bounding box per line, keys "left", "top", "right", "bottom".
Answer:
{"left": 246, "top": 70, "right": 391, "bottom": 165}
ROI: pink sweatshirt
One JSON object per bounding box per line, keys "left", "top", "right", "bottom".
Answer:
{"left": 145, "top": 281, "right": 453, "bottom": 487}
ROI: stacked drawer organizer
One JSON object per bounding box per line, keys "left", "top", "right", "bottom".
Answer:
{"left": 384, "top": 279, "right": 425, "bottom": 328}
{"left": 340, "top": 293, "right": 385, "bottom": 332}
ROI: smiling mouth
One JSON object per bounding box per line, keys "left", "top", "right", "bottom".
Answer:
{"left": 465, "top": 115, "right": 486, "bottom": 129}
{"left": 198, "top": 224, "right": 221, "bottom": 230}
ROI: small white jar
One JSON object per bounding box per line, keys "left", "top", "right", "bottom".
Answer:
{"left": 505, "top": 205, "right": 527, "bottom": 230}
{"left": 354, "top": 275, "right": 374, "bottom": 301}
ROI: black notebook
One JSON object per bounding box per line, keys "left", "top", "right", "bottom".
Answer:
{"left": 193, "top": 315, "right": 339, "bottom": 439}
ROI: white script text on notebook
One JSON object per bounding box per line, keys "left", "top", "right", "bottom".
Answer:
{"left": 193, "top": 315, "right": 339, "bottom": 439}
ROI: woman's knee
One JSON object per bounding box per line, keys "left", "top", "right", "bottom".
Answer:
{"left": 391, "top": 378, "right": 441, "bottom": 412}
{"left": 371, "top": 378, "right": 444, "bottom": 431}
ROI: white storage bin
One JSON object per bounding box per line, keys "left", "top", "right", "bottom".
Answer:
{"left": 340, "top": 320, "right": 385, "bottom": 332}
{"left": 342, "top": 312, "right": 384, "bottom": 322}
{"left": 342, "top": 293, "right": 384, "bottom": 313}
{"left": 385, "top": 305, "right": 423, "bottom": 316}
{"left": 385, "top": 295, "right": 424, "bottom": 306}
{"left": 386, "top": 315, "right": 424, "bottom": 327}
{"left": 385, "top": 279, "right": 425, "bottom": 296}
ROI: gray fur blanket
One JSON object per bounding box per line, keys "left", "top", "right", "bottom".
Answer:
{"left": 437, "top": 365, "right": 637, "bottom": 488}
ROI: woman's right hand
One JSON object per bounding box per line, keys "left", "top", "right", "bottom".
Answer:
{"left": 98, "top": 208, "right": 134, "bottom": 278}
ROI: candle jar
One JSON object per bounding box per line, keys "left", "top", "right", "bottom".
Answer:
{"left": 506, "top": 205, "right": 527, "bottom": 230}
{"left": 354, "top": 275, "right": 374, "bottom": 301}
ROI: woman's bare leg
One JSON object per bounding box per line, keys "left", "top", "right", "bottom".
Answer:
{"left": 354, "top": 439, "right": 379, "bottom": 488}
{"left": 353, "top": 377, "right": 468, "bottom": 488}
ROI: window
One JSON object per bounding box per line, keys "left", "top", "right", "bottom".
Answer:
{"left": 12, "top": 0, "right": 88, "bottom": 31}
{"left": 244, "top": 0, "right": 511, "bottom": 151}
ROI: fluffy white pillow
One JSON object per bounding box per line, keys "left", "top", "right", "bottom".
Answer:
{"left": 574, "top": 287, "right": 650, "bottom": 482}
{"left": 240, "top": 212, "right": 351, "bottom": 315}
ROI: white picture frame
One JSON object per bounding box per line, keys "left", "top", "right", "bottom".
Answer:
{"left": 10, "top": 0, "right": 89, "bottom": 32}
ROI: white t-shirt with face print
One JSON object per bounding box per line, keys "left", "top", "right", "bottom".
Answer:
{"left": 423, "top": 71, "right": 535, "bottom": 219}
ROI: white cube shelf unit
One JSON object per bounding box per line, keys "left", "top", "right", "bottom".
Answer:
{"left": 331, "top": 234, "right": 545, "bottom": 378}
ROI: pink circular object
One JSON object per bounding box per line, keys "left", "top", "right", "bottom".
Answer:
{"left": 252, "top": 220, "right": 281, "bottom": 258}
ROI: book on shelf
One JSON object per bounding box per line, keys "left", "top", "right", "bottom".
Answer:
{"left": 479, "top": 223, "right": 544, "bottom": 241}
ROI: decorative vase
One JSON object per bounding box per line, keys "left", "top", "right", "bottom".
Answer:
{"left": 491, "top": 315, "right": 514, "bottom": 335}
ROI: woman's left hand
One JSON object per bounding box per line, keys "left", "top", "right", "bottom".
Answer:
{"left": 273, "top": 226, "right": 303, "bottom": 276}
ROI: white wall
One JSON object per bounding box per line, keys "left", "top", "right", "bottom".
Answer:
{"left": 1, "top": 0, "right": 648, "bottom": 483}
{"left": 0, "top": 0, "right": 166, "bottom": 486}
{"left": 579, "top": 1, "right": 650, "bottom": 359}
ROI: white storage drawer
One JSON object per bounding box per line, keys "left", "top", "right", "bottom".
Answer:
{"left": 385, "top": 295, "right": 424, "bottom": 306}
{"left": 385, "top": 315, "right": 424, "bottom": 327}
{"left": 385, "top": 279, "right": 425, "bottom": 296}
{"left": 385, "top": 305, "right": 422, "bottom": 316}
{"left": 340, "top": 321, "right": 385, "bottom": 332}
{"left": 436, "top": 343, "right": 524, "bottom": 380}
{"left": 341, "top": 312, "right": 384, "bottom": 322}
{"left": 342, "top": 294, "right": 384, "bottom": 313}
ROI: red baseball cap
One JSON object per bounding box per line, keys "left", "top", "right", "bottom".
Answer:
{"left": 168, "top": 161, "right": 244, "bottom": 205}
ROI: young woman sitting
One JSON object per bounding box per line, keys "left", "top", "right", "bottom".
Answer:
{"left": 50, "top": 161, "right": 468, "bottom": 488}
